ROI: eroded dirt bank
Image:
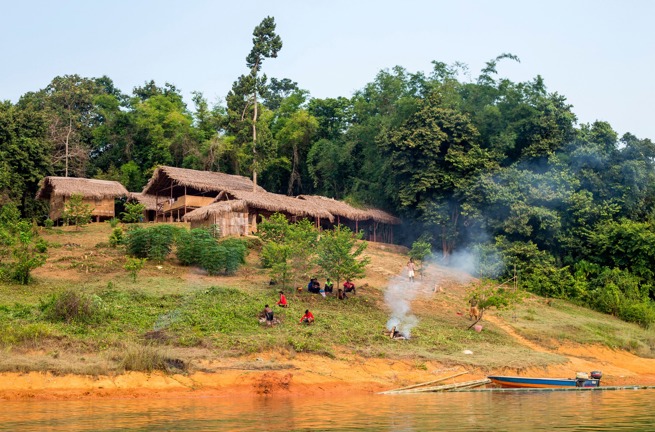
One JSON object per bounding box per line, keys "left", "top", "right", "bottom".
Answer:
{"left": 2, "top": 344, "right": 654, "bottom": 401}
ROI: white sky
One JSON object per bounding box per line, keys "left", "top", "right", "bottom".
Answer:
{"left": 2, "top": 0, "right": 654, "bottom": 139}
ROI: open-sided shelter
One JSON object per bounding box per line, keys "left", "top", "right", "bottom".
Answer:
{"left": 36, "top": 176, "right": 129, "bottom": 222}
{"left": 296, "top": 195, "right": 401, "bottom": 243}
{"left": 141, "top": 166, "right": 265, "bottom": 222}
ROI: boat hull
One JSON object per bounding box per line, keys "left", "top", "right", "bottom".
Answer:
{"left": 488, "top": 376, "right": 600, "bottom": 389}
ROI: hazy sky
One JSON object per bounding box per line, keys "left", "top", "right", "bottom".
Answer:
{"left": 2, "top": 0, "right": 654, "bottom": 139}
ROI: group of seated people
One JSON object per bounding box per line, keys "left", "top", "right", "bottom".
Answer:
{"left": 306, "top": 277, "right": 356, "bottom": 299}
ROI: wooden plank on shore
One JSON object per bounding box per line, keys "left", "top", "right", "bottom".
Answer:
{"left": 378, "top": 371, "right": 470, "bottom": 394}
{"left": 382, "top": 379, "right": 491, "bottom": 394}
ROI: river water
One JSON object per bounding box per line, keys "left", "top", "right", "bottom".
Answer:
{"left": 2, "top": 389, "right": 654, "bottom": 431}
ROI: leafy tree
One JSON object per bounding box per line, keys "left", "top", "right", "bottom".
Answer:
{"left": 0, "top": 205, "right": 47, "bottom": 284}
{"left": 63, "top": 193, "right": 93, "bottom": 230}
{"left": 315, "top": 226, "right": 370, "bottom": 289}
{"left": 466, "top": 279, "right": 524, "bottom": 329}
{"left": 227, "top": 16, "right": 282, "bottom": 188}
{"left": 383, "top": 94, "right": 491, "bottom": 257}
{"left": 259, "top": 215, "right": 318, "bottom": 289}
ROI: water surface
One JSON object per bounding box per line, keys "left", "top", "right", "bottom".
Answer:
{"left": 2, "top": 389, "right": 653, "bottom": 431}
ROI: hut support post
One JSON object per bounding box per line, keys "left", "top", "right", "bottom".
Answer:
{"left": 184, "top": 186, "right": 187, "bottom": 220}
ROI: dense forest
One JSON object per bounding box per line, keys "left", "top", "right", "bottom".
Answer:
{"left": 2, "top": 18, "right": 655, "bottom": 326}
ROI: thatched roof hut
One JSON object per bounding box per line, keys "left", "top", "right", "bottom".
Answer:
{"left": 218, "top": 190, "right": 334, "bottom": 222}
{"left": 142, "top": 166, "right": 265, "bottom": 197}
{"left": 36, "top": 177, "right": 129, "bottom": 201}
{"left": 36, "top": 176, "right": 129, "bottom": 221}
{"left": 296, "top": 195, "right": 401, "bottom": 225}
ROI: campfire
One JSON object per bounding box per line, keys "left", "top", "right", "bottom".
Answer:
{"left": 384, "top": 325, "right": 409, "bottom": 340}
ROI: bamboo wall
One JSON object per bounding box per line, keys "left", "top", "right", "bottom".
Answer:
{"left": 189, "top": 210, "right": 250, "bottom": 237}
{"left": 49, "top": 196, "right": 115, "bottom": 221}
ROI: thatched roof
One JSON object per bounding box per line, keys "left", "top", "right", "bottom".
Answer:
{"left": 297, "top": 195, "right": 401, "bottom": 225}
{"left": 361, "top": 207, "right": 402, "bottom": 225}
{"left": 218, "top": 190, "right": 335, "bottom": 222}
{"left": 128, "top": 193, "right": 159, "bottom": 211}
{"left": 296, "top": 195, "right": 370, "bottom": 221}
{"left": 142, "top": 166, "right": 265, "bottom": 196}
{"left": 183, "top": 200, "right": 248, "bottom": 222}
{"left": 36, "top": 177, "right": 129, "bottom": 200}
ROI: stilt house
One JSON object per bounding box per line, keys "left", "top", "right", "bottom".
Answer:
{"left": 36, "top": 177, "right": 129, "bottom": 222}
{"left": 140, "top": 166, "right": 266, "bottom": 222}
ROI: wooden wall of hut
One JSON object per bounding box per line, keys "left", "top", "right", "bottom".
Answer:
{"left": 189, "top": 210, "right": 250, "bottom": 237}
{"left": 49, "top": 196, "right": 116, "bottom": 221}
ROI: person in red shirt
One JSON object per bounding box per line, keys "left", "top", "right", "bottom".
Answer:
{"left": 276, "top": 291, "right": 288, "bottom": 307}
{"left": 343, "top": 279, "right": 356, "bottom": 295}
{"left": 299, "top": 309, "right": 314, "bottom": 324}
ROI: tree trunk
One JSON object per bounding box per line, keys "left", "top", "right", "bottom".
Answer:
{"left": 252, "top": 89, "right": 258, "bottom": 190}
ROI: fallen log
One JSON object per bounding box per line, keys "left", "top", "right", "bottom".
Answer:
{"left": 378, "top": 371, "right": 469, "bottom": 394}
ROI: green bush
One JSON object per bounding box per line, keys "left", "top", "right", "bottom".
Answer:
{"left": 109, "top": 227, "right": 124, "bottom": 247}
{"left": 40, "top": 290, "right": 103, "bottom": 324}
{"left": 107, "top": 218, "right": 120, "bottom": 228}
{"left": 44, "top": 218, "right": 54, "bottom": 229}
{"left": 176, "top": 229, "right": 212, "bottom": 266}
{"left": 125, "top": 225, "right": 180, "bottom": 261}
{"left": 176, "top": 230, "right": 248, "bottom": 275}
{"left": 619, "top": 301, "right": 655, "bottom": 329}
{"left": 121, "top": 202, "right": 146, "bottom": 223}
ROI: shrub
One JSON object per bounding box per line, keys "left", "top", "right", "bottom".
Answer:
{"left": 119, "top": 344, "right": 170, "bottom": 373}
{"left": 619, "top": 301, "right": 655, "bottom": 329}
{"left": 0, "top": 219, "right": 47, "bottom": 285}
{"left": 121, "top": 202, "right": 146, "bottom": 223}
{"left": 107, "top": 218, "right": 120, "bottom": 228}
{"left": 40, "top": 290, "right": 102, "bottom": 324}
{"left": 109, "top": 227, "right": 124, "bottom": 247}
{"left": 176, "top": 229, "right": 211, "bottom": 266}
{"left": 176, "top": 230, "right": 247, "bottom": 275}
{"left": 63, "top": 193, "right": 93, "bottom": 229}
{"left": 44, "top": 218, "right": 54, "bottom": 229}
{"left": 125, "top": 225, "right": 180, "bottom": 261}
{"left": 124, "top": 257, "right": 147, "bottom": 282}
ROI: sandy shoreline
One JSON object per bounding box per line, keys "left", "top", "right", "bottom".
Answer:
{"left": 2, "top": 347, "right": 654, "bottom": 401}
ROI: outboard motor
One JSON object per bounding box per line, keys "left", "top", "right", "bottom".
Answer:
{"left": 575, "top": 372, "right": 589, "bottom": 387}
{"left": 590, "top": 370, "right": 603, "bottom": 386}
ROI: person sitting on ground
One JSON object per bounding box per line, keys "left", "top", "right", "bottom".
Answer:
{"left": 324, "top": 278, "right": 334, "bottom": 294}
{"left": 263, "top": 304, "right": 274, "bottom": 326}
{"left": 299, "top": 309, "right": 315, "bottom": 324}
{"left": 343, "top": 279, "right": 356, "bottom": 295}
{"left": 308, "top": 278, "right": 321, "bottom": 294}
{"left": 276, "top": 291, "right": 288, "bottom": 307}
{"left": 337, "top": 287, "right": 347, "bottom": 300}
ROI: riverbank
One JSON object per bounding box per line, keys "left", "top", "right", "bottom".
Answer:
{"left": 1, "top": 223, "right": 654, "bottom": 401}
{"left": 2, "top": 341, "right": 655, "bottom": 401}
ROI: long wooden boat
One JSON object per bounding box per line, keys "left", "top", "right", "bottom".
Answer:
{"left": 488, "top": 372, "right": 602, "bottom": 389}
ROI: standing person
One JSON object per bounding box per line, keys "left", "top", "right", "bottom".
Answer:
{"left": 407, "top": 258, "right": 416, "bottom": 282}
{"left": 276, "top": 291, "right": 288, "bottom": 307}
{"left": 264, "top": 304, "right": 274, "bottom": 326}
{"left": 299, "top": 309, "right": 314, "bottom": 324}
